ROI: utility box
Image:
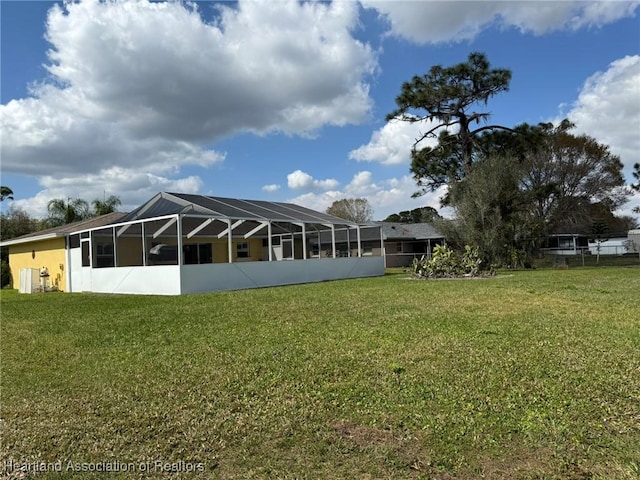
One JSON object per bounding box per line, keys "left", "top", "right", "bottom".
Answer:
{"left": 19, "top": 268, "right": 41, "bottom": 294}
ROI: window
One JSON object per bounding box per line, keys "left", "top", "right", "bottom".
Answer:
{"left": 69, "top": 234, "right": 80, "bottom": 248}
{"left": 183, "top": 243, "right": 213, "bottom": 264}
{"left": 96, "top": 243, "right": 115, "bottom": 268}
{"left": 237, "top": 242, "right": 250, "bottom": 258}
{"left": 81, "top": 242, "right": 90, "bottom": 267}
{"left": 396, "top": 242, "right": 403, "bottom": 253}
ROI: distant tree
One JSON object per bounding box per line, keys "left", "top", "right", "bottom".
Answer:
{"left": 0, "top": 186, "right": 14, "bottom": 202}
{"left": 92, "top": 195, "right": 121, "bottom": 216}
{"left": 388, "top": 52, "right": 513, "bottom": 196}
{"left": 47, "top": 198, "right": 90, "bottom": 226}
{"left": 478, "top": 120, "right": 629, "bottom": 236}
{"left": 383, "top": 206, "right": 441, "bottom": 223}
{"left": 326, "top": 198, "right": 373, "bottom": 223}
{"left": 519, "top": 121, "right": 627, "bottom": 235}
{"left": 0, "top": 207, "right": 44, "bottom": 241}
{"left": 445, "top": 155, "right": 535, "bottom": 267}
{"left": 1, "top": 207, "right": 45, "bottom": 288}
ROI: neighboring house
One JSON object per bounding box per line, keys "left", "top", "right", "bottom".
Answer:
{"left": 540, "top": 234, "right": 589, "bottom": 255}
{"left": 378, "top": 222, "right": 445, "bottom": 267}
{"left": 1, "top": 192, "right": 384, "bottom": 295}
{"left": 309, "top": 221, "right": 445, "bottom": 268}
{"left": 541, "top": 232, "right": 638, "bottom": 256}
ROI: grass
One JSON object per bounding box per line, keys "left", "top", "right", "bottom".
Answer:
{"left": 1, "top": 267, "right": 639, "bottom": 479}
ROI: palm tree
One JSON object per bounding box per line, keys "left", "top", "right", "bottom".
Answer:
{"left": 0, "top": 186, "right": 14, "bottom": 202}
{"left": 47, "top": 198, "right": 90, "bottom": 226}
{"left": 92, "top": 195, "right": 122, "bottom": 216}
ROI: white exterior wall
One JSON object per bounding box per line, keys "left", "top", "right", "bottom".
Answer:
{"left": 69, "top": 248, "right": 82, "bottom": 292}
{"left": 86, "top": 265, "right": 181, "bottom": 295}
{"left": 70, "top": 258, "right": 383, "bottom": 295}
{"left": 180, "top": 257, "right": 385, "bottom": 294}
{"left": 588, "top": 238, "right": 629, "bottom": 255}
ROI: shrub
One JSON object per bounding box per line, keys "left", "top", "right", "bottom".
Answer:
{"left": 412, "top": 244, "right": 489, "bottom": 279}
{"left": 1, "top": 260, "right": 11, "bottom": 288}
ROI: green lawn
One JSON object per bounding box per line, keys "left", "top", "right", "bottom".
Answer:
{"left": 1, "top": 268, "right": 639, "bottom": 479}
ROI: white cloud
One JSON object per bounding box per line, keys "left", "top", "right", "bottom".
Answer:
{"left": 361, "top": 1, "right": 639, "bottom": 44}
{"left": 287, "top": 170, "right": 340, "bottom": 191}
{"left": 10, "top": 167, "right": 203, "bottom": 218}
{"left": 262, "top": 184, "right": 281, "bottom": 193}
{"left": 556, "top": 54, "right": 640, "bottom": 221}
{"left": 289, "top": 171, "right": 449, "bottom": 220}
{"left": 561, "top": 55, "right": 640, "bottom": 172}
{"left": 0, "top": 0, "right": 376, "bottom": 202}
{"left": 349, "top": 118, "right": 443, "bottom": 165}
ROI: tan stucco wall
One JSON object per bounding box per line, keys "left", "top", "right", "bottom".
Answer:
{"left": 211, "top": 238, "right": 263, "bottom": 262}
{"left": 9, "top": 237, "right": 67, "bottom": 291}
{"left": 117, "top": 236, "right": 144, "bottom": 266}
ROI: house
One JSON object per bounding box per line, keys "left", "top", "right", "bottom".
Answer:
{"left": 378, "top": 222, "right": 445, "bottom": 267}
{"left": 540, "top": 234, "right": 589, "bottom": 255}
{"left": 309, "top": 221, "right": 445, "bottom": 268}
{"left": 1, "top": 192, "right": 384, "bottom": 295}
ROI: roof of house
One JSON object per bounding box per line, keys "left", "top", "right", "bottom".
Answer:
{"left": 2, "top": 193, "right": 381, "bottom": 248}
{"left": 311, "top": 221, "right": 442, "bottom": 245}
{"left": 377, "top": 222, "right": 443, "bottom": 240}
{"left": 119, "top": 192, "right": 367, "bottom": 226}
{"left": 0, "top": 212, "right": 126, "bottom": 247}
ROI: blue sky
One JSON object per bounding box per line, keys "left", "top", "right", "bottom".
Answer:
{"left": 1, "top": 0, "right": 639, "bottom": 220}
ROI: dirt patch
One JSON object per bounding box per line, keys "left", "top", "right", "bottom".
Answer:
{"left": 330, "top": 421, "right": 433, "bottom": 475}
{"left": 328, "top": 425, "right": 601, "bottom": 479}
{"left": 331, "top": 421, "right": 396, "bottom": 447}
{"left": 401, "top": 274, "right": 514, "bottom": 281}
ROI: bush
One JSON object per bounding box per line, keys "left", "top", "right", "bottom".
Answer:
{"left": 1, "top": 260, "right": 11, "bottom": 288}
{"left": 412, "top": 244, "right": 490, "bottom": 279}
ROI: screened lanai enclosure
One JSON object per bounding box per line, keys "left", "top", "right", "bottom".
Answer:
{"left": 67, "top": 193, "right": 384, "bottom": 294}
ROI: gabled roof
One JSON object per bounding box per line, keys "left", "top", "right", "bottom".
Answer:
{"left": 0, "top": 212, "right": 126, "bottom": 247}
{"left": 119, "top": 192, "right": 364, "bottom": 226}
{"left": 377, "top": 222, "right": 443, "bottom": 240}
